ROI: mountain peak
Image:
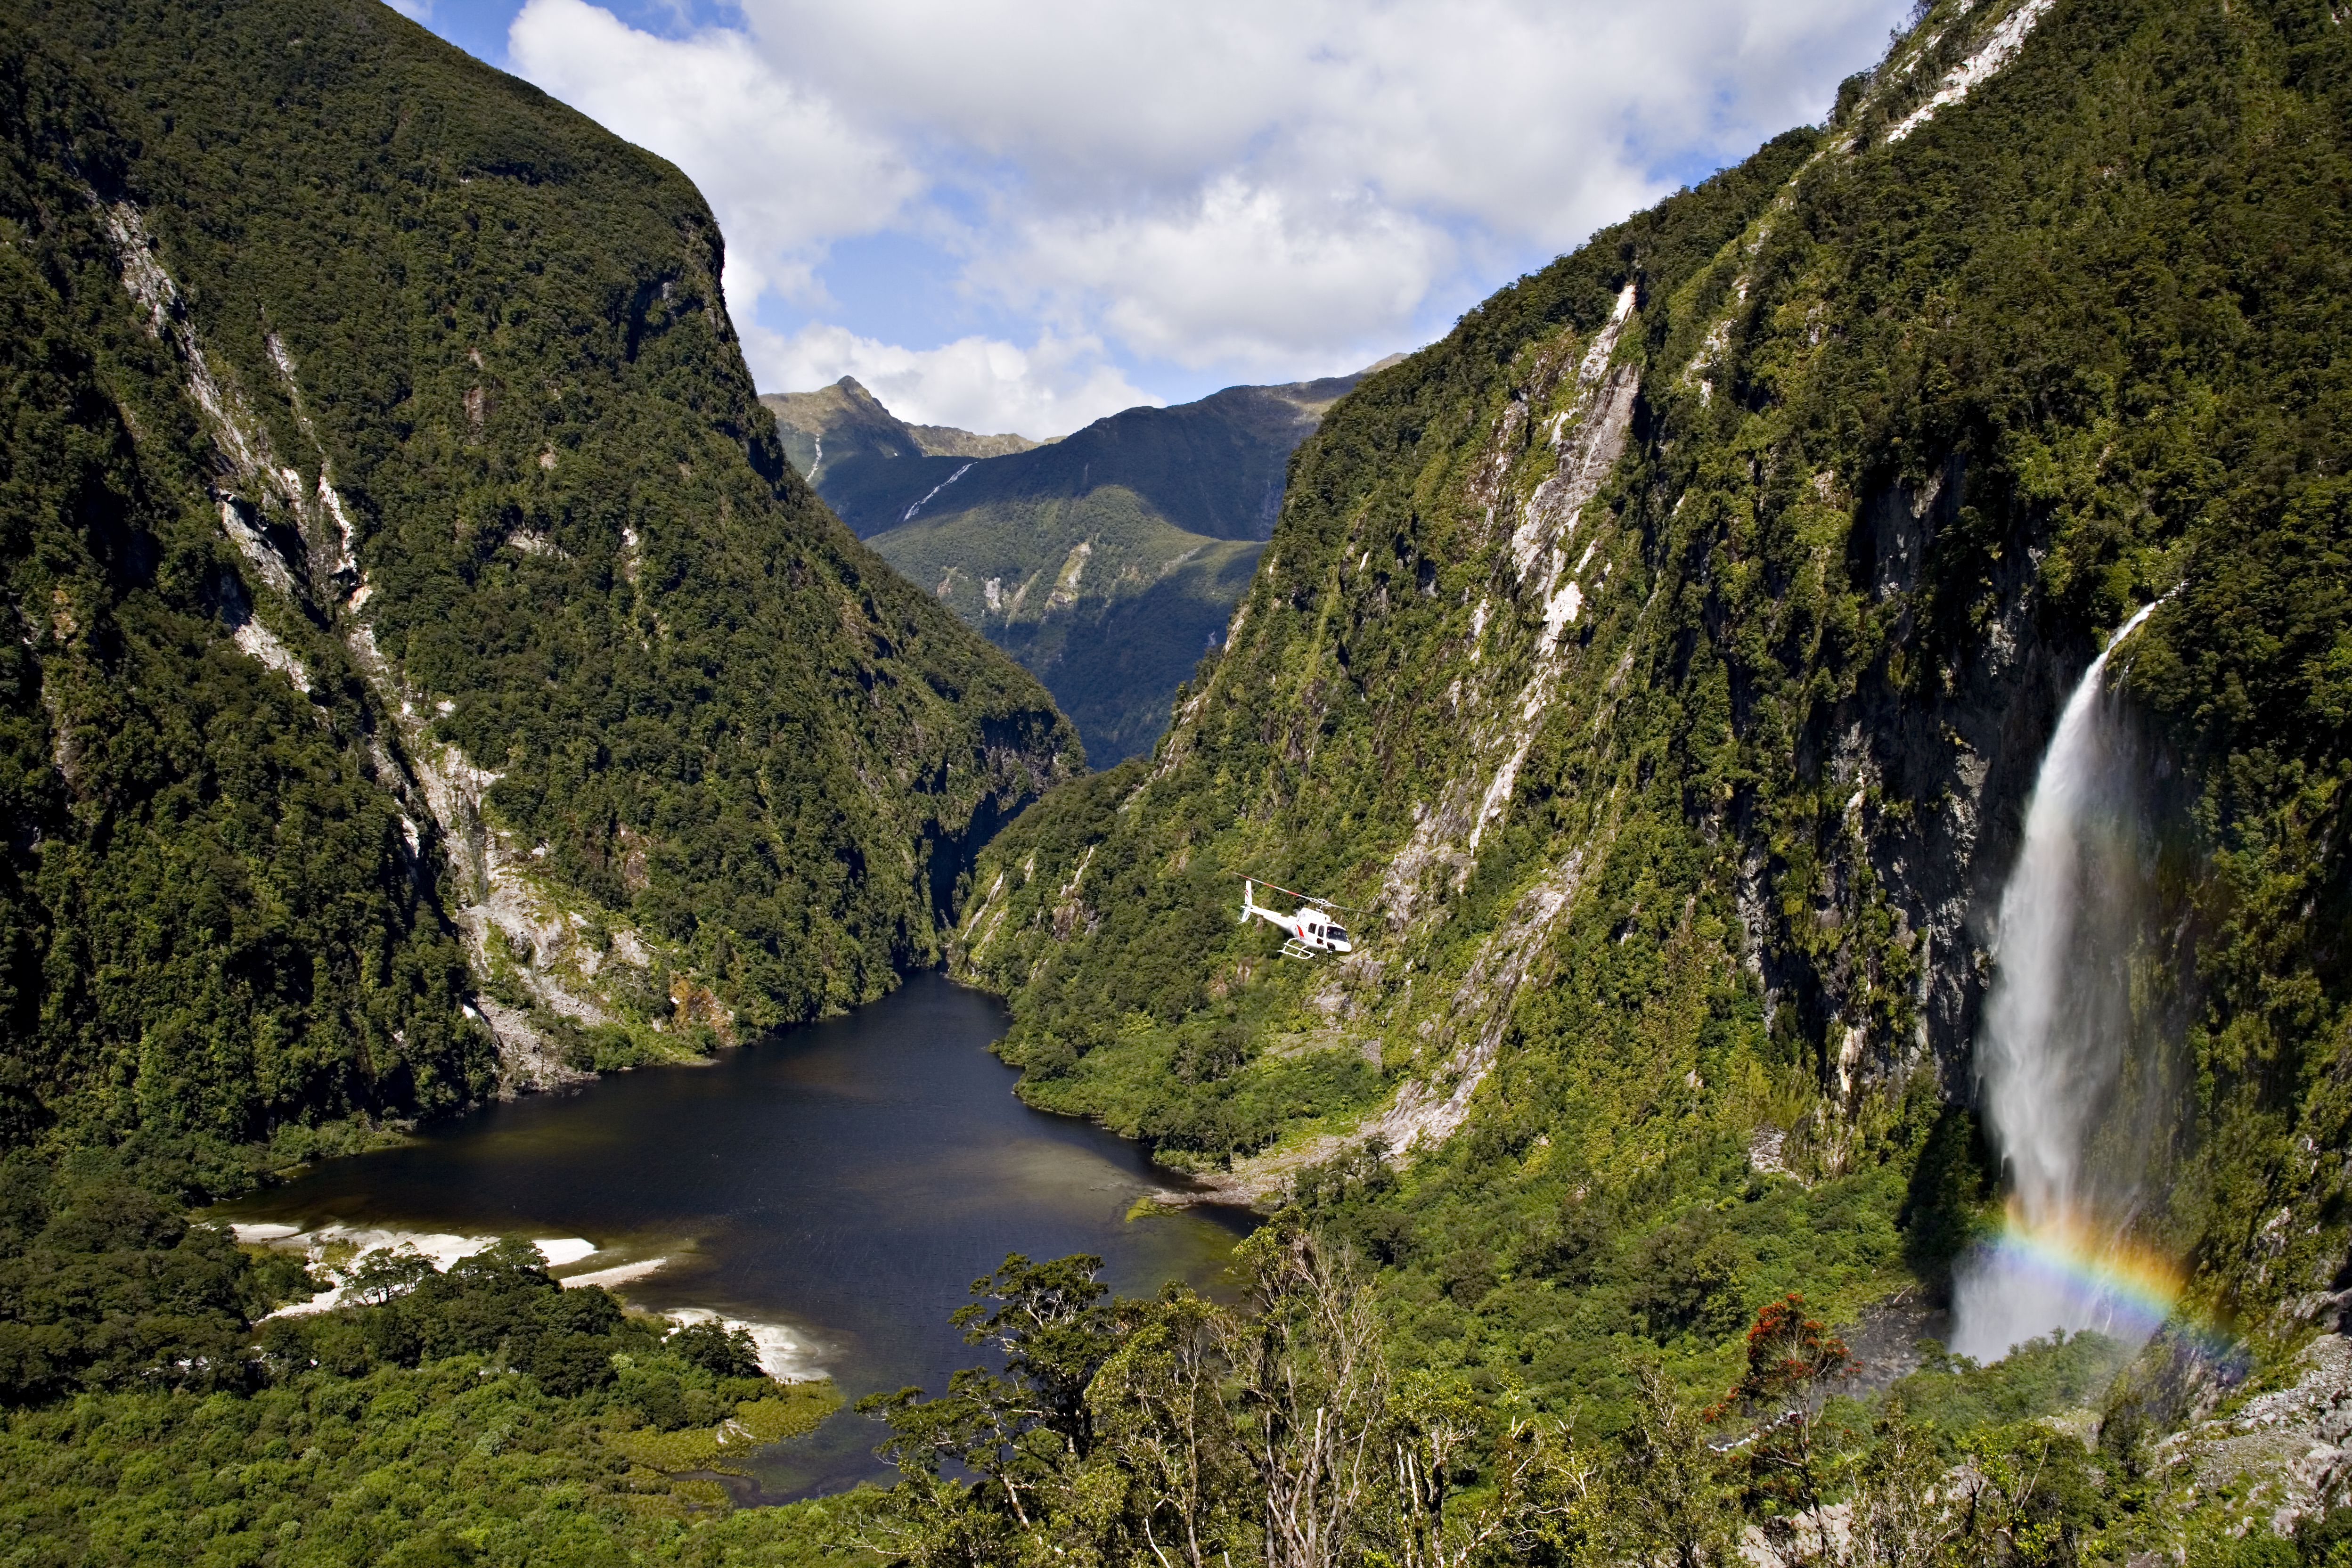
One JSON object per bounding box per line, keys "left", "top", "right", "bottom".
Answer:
{"left": 762, "top": 381, "right": 1040, "bottom": 478}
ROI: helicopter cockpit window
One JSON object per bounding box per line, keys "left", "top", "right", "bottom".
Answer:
{"left": 1328, "top": 926, "right": 1347, "bottom": 942}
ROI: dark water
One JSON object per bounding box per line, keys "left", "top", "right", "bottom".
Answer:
{"left": 212, "top": 973, "right": 1254, "bottom": 1498}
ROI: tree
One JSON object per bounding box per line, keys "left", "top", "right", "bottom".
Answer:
{"left": 1610, "top": 1364, "right": 1738, "bottom": 1568}
{"left": 1945, "top": 1423, "right": 2104, "bottom": 1568}
{"left": 342, "top": 1244, "right": 439, "bottom": 1307}
{"left": 861, "top": 1252, "right": 1121, "bottom": 1558}
{"left": 1845, "top": 1405, "right": 1962, "bottom": 1568}
{"left": 1385, "top": 1372, "right": 1598, "bottom": 1568}
{"left": 1225, "top": 1217, "right": 1389, "bottom": 1568}
{"left": 1709, "top": 1294, "right": 1855, "bottom": 1567}
{"left": 1089, "top": 1286, "right": 1246, "bottom": 1568}
{"left": 667, "top": 1318, "right": 761, "bottom": 1379}
{"left": 860, "top": 1229, "right": 1625, "bottom": 1566}
{"left": 952, "top": 1251, "right": 1116, "bottom": 1465}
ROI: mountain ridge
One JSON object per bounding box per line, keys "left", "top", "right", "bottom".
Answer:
{"left": 760, "top": 376, "right": 1042, "bottom": 482}
{"left": 953, "top": 0, "right": 2352, "bottom": 1434}
{"left": 0, "top": 0, "right": 1078, "bottom": 1157}
{"left": 3, "top": 0, "right": 2352, "bottom": 1555}
{"left": 783, "top": 369, "right": 1378, "bottom": 762}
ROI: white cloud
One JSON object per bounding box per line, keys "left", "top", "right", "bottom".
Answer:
{"left": 743, "top": 323, "right": 1157, "bottom": 439}
{"left": 505, "top": 0, "right": 1904, "bottom": 426}
{"left": 989, "top": 179, "right": 1452, "bottom": 374}
{"left": 507, "top": 0, "right": 920, "bottom": 307}
{"left": 738, "top": 0, "right": 1894, "bottom": 244}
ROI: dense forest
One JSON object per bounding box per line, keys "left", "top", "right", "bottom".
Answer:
{"left": 0, "top": 0, "right": 1076, "bottom": 1553}
{"left": 0, "top": 0, "right": 1076, "bottom": 1165}
{"left": 3, "top": 0, "right": 2351, "bottom": 1560}
{"left": 954, "top": 0, "right": 2352, "bottom": 1550}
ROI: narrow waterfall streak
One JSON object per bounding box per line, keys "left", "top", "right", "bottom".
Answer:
{"left": 1951, "top": 599, "right": 2173, "bottom": 1362}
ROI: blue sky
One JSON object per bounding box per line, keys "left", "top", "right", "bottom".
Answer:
{"left": 390, "top": 0, "right": 1907, "bottom": 436}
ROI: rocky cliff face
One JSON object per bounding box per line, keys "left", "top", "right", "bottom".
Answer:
{"left": 0, "top": 0, "right": 1077, "bottom": 1155}
{"left": 956, "top": 0, "right": 2351, "bottom": 1344}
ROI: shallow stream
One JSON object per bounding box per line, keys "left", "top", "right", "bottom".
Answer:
{"left": 212, "top": 972, "right": 1255, "bottom": 1498}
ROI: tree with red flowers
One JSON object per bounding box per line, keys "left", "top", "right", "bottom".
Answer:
{"left": 1709, "top": 1294, "right": 1854, "bottom": 1566}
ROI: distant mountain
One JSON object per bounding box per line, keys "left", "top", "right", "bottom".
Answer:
{"left": 778, "top": 371, "right": 1384, "bottom": 763}
{"left": 760, "top": 378, "right": 1040, "bottom": 480}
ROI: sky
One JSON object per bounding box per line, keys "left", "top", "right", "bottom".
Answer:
{"left": 389, "top": 0, "right": 1909, "bottom": 437}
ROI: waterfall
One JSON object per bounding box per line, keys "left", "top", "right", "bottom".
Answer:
{"left": 1950, "top": 600, "right": 2166, "bottom": 1363}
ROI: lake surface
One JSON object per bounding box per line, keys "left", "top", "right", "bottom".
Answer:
{"left": 212, "top": 972, "right": 1254, "bottom": 1498}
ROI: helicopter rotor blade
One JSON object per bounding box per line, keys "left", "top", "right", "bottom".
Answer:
{"left": 1229, "top": 871, "right": 1366, "bottom": 914}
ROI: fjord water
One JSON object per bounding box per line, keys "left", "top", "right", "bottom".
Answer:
{"left": 1952, "top": 601, "right": 2166, "bottom": 1362}
{"left": 213, "top": 973, "right": 1252, "bottom": 1497}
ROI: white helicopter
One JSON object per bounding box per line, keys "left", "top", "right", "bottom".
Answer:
{"left": 1237, "top": 875, "right": 1361, "bottom": 960}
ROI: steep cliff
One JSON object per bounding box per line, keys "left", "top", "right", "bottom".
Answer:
{"left": 0, "top": 0, "right": 1078, "bottom": 1159}
{"left": 957, "top": 0, "right": 2351, "bottom": 1395}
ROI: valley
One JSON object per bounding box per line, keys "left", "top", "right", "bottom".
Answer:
{"left": 776, "top": 370, "right": 1379, "bottom": 763}
{"left": 0, "top": 0, "right": 1077, "bottom": 1156}
{"left": 0, "top": 0, "right": 2349, "bottom": 1560}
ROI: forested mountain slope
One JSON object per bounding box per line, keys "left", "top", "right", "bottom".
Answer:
{"left": 958, "top": 0, "right": 2351, "bottom": 1411}
{"left": 816, "top": 373, "right": 1370, "bottom": 762}
{"left": 0, "top": 0, "right": 1077, "bottom": 1162}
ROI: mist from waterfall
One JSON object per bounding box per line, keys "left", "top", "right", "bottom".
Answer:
{"left": 1950, "top": 600, "right": 2168, "bottom": 1363}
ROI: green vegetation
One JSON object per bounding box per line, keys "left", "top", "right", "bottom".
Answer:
{"left": 0, "top": 0, "right": 1077, "bottom": 1158}
{"left": 851, "top": 1239, "right": 2352, "bottom": 1566}
{"left": 957, "top": 0, "right": 2352, "bottom": 1486}
{"left": 5, "top": 0, "right": 2352, "bottom": 1555}
{"left": 806, "top": 375, "right": 1364, "bottom": 763}
{"left": 0, "top": 1366, "right": 879, "bottom": 1567}
{"left": 0, "top": 9, "right": 489, "bottom": 1153}
{"left": 1, "top": 1179, "right": 2336, "bottom": 1565}
{"left": 873, "top": 493, "right": 1265, "bottom": 767}
{"left": 0, "top": 1159, "right": 866, "bottom": 1564}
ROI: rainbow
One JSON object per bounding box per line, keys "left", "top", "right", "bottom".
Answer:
{"left": 1951, "top": 1203, "right": 2251, "bottom": 1371}
{"left": 1978, "top": 1207, "right": 2186, "bottom": 1342}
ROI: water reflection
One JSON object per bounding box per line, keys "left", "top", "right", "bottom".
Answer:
{"left": 214, "top": 972, "right": 1255, "bottom": 1496}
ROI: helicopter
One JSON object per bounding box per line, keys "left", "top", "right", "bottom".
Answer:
{"left": 1237, "top": 875, "right": 1361, "bottom": 960}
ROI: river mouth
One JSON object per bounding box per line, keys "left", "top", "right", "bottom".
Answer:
{"left": 211, "top": 972, "right": 1257, "bottom": 1498}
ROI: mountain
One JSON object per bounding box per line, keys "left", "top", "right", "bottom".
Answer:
{"left": 957, "top": 0, "right": 2351, "bottom": 1489}
{"left": 760, "top": 376, "right": 1040, "bottom": 480}
{"left": 0, "top": 0, "right": 1077, "bottom": 1160}
{"left": 791, "top": 371, "right": 1377, "bottom": 763}
{"left": 6, "top": 0, "right": 2352, "bottom": 1557}
{"left": 809, "top": 374, "right": 1367, "bottom": 542}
